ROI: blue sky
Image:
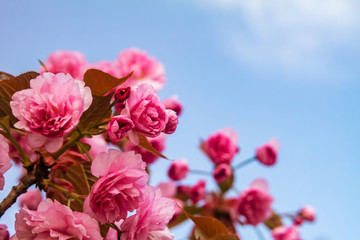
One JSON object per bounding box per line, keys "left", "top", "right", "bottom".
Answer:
{"left": 0, "top": 1, "right": 359, "bottom": 239}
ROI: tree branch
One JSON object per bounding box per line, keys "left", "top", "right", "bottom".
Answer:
{"left": 0, "top": 160, "right": 48, "bottom": 217}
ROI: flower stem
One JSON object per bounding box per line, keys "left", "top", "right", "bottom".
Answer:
{"left": 189, "top": 169, "right": 211, "bottom": 176}
{"left": 43, "top": 179, "right": 83, "bottom": 205}
{"left": 233, "top": 157, "right": 256, "bottom": 170}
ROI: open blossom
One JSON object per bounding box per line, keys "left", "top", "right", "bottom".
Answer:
{"left": 10, "top": 73, "right": 92, "bottom": 153}
{"left": 122, "top": 133, "right": 166, "bottom": 164}
{"left": 298, "top": 205, "right": 316, "bottom": 222}
{"left": 255, "top": 138, "right": 280, "bottom": 166}
{"left": 168, "top": 159, "right": 189, "bottom": 181}
{"left": 237, "top": 179, "right": 273, "bottom": 226}
{"left": 84, "top": 149, "right": 149, "bottom": 224}
{"left": 19, "top": 190, "right": 43, "bottom": 210}
{"left": 114, "top": 48, "right": 166, "bottom": 91}
{"left": 0, "top": 224, "right": 9, "bottom": 240}
{"left": 162, "top": 96, "right": 183, "bottom": 116}
{"left": 272, "top": 225, "right": 301, "bottom": 240}
{"left": 125, "top": 84, "right": 168, "bottom": 137}
{"left": 14, "top": 199, "right": 101, "bottom": 240}
{"left": 107, "top": 116, "right": 135, "bottom": 142}
{"left": 39, "top": 50, "right": 88, "bottom": 80}
{"left": 0, "top": 134, "right": 11, "bottom": 190}
{"left": 203, "top": 128, "right": 239, "bottom": 165}
{"left": 190, "top": 180, "right": 206, "bottom": 204}
{"left": 212, "top": 163, "right": 232, "bottom": 182}
{"left": 120, "top": 186, "right": 175, "bottom": 240}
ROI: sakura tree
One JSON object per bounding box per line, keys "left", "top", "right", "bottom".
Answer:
{"left": 0, "top": 49, "right": 315, "bottom": 240}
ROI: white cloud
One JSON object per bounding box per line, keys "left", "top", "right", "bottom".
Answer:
{"left": 196, "top": 0, "right": 360, "bottom": 81}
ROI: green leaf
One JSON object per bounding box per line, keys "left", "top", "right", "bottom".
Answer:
{"left": 0, "top": 71, "right": 38, "bottom": 101}
{"left": 137, "top": 134, "right": 168, "bottom": 159}
{"left": 184, "top": 211, "right": 239, "bottom": 240}
{"left": 264, "top": 211, "right": 283, "bottom": 230}
{"left": 218, "top": 174, "right": 234, "bottom": 194}
{"left": 79, "top": 94, "right": 113, "bottom": 130}
{"left": 83, "top": 69, "right": 132, "bottom": 96}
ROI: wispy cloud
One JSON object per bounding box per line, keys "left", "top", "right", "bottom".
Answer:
{"left": 196, "top": 0, "right": 360, "bottom": 82}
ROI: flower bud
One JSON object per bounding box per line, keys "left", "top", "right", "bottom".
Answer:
{"left": 168, "top": 159, "right": 189, "bottom": 181}
{"left": 107, "top": 116, "right": 134, "bottom": 142}
{"left": 163, "top": 110, "right": 178, "bottom": 134}
{"left": 114, "top": 87, "right": 131, "bottom": 103}
{"left": 190, "top": 180, "right": 206, "bottom": 204}
{"left": 212, "top": 163, "right": 232, "bottom": 182}
{"left": 255, "top": 138, "right": 280, "bottom": 166}
{"left": 298, "top": 205, "right": 316, "bottom": 222}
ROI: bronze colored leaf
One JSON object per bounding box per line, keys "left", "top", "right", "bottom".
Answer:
{"left": 0, "top": 98, "right": 17, "bottom": 126}
{"left": 264, "top": 211, "right": 283, "bottom": 230}
{"left": 184, "top": 210, "right": 238, "bottom": 240}
{"left": 55, "top": 164, "right": 90, "bottom": 211}
{"left": 168, "top": 206, "right": 203, "bottom": 228}
{"left": 83, "top": 69, "right": 132, "bottom": 96}
{"left": 0, "top": 71, "right": 38, "bottom": 101}
{"left": 0, "top": 71, "right": 14, "bottom": 81}
{"left": 79, "top": 94, "right": 113, "bottom": 130}
{"left": 137, "top": 134, "right": 168, "bottom": 159}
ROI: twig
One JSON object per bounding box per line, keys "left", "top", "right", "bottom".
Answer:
{"left": 0, "top": 160, "right": 48, "bottom": 217}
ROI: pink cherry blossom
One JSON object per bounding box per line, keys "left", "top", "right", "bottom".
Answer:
{"left": 122, "top": 133, "right": 166, "bottom": 164}
{"left": 190, "top": 180, "right": 206, "bottom": 204}
{"left": 14, "top": 199, "right": 101, "bottom": 240}
{"left": 114, "top": 48, "right": 166, "bottom": 91}
{"left": 272, "top": 225, "right": 301, "bottom": 240}
{"left": 107, "top": 116, "right": 135, "bottom": 142}
{"left": 255, "top": 138, "right": 280, "bottom": 166}
{"left": 120, "top": 186, "right": 175, "bottom": 240}
{"left": 0, "top": 224, "right": 9, "bottom": 240}
{"left": 18, "top": 190, "right": 43, "bottom": 210}
{"left": 298, "top": 205, "right": 316, "bottom": 222}
{"left": 10, "top": 73, "right": 92, "bottom": 153}
{"left": 156, "top": 181, "right": 184, "bottom": 217}
{"left": 39, "top": 50, "right": 87, "bottom": 80}
{"left": 162, "top": 96, "right": 183, "bottom": 116}
{"left": 203, "top": 128, "right": 239, "bottom": 165}
{"left": 0, "top": 134, "right": 11, "bottom": 190}
{"left": 125, "top": 84, "right": 168, "bottom": 137}
{"left": 212, "top": 163, "right": 232, "bottom": 182}
{"left": 168, "top": 159, "right": 189, "bottom": 181}
{"left": 163, "top": 110, "right": 178, "bottom": 134}
{"left": 84, "top": 149, "right": 149, "bottom": 224}
{"left": 237, "top": 179, "right": 273, "bottom": 226}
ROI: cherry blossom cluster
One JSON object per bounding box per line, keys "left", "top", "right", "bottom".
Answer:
{"left": 0, "top": 48, "right": 315, "bottom": 240}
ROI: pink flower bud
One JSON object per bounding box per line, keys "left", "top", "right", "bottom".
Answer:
{"left": 255, "top": 138, "right": 280, "bottom": 166}
{"left": 168, "top": 159, "right": 189, "bottom": 181}
{"left": 272, "top": 225, "right": 301, "bottom": 240}
{"left": 162, "top": 96, "right": 183, "bottom": 116}
{"left": 107, "top": 116, "right": 135, "bottom": 142}
{"left": 0, "top": 135, "right": 11, "bottom": 190}
{"left": 0, "top": 224, "right": 9, "bottom": 240}
{"left": 163, "top": 110, "right": 179, "bottom": 134}
{"left": 293, "top": 216, "right": 303, "bottom": 226}
{"left": 213, "top": 163, "right": 232, "bottom": 182}
{"left": 19, "top": 190, "right": 43, "bottom": 211}
{"left": 298, "top": 205, "right": 316, "bottom": 222}
{"left": 114, "top": 87, "right": 131, "bottom": 103}
{"left": 190, "top": 180, "right": 206, "bottom": 204}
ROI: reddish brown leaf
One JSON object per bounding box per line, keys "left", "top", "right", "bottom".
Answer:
{"left": 137, "top": 134, "right": 168, "bottom": 159}
{"left": 0, "top": 71, "right": 38, "bottom": 101}
{"left": 83, "top": 69, "right": 132, "bottom": 96}
{"left": 264, "top": 211, "right": 283, "bottom": 230}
